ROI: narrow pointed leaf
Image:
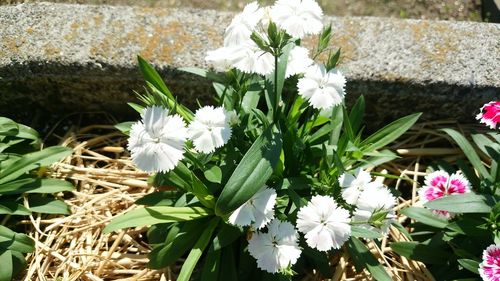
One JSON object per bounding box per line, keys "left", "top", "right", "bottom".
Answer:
{"left": 362, "top": 113, "right": 421, "bottom": 151}
{"left": 441, "top": 128, "right": 490, "bottom": 179}
{"left": 424, "top": 193, "right": 492, "bottom": 213}
{"left": 215, "top": 125, "right": 282, "bottom": 216}
{"left": 103, "top": 206, "right": 212, "bottom": 233}
{"left": 0, "top": 146, "right": 72, "bottom": 185}
{"left": 400, "top": 207, "right": 449, "bottom": 228}
{"left": 348, "top": 237, "right": 392, "bottom": 281}
{"left": 177, "top": 218, "right": 219, "bottom": 281}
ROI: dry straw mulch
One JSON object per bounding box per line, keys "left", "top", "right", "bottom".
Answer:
{"left": 22, "top": 121, "right": 485, "bottom": 280}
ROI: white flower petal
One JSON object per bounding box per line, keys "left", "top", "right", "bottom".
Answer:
{"left": 224, "top": 2, "right": 263, "bottom": 46}
{"left": 285, "top": 46, "right": 314, "bottom": 78}
{"left": 248, "top": 219, "right": 301, "bottom": 273}
{"left": 297, "top": 63, "right": 346, "bottom": 110}
{"left": 270, "top": 0, "right": 323, "bottom": 39}
{"left": 353, "top": 186, "right": 396, "bottom": 235}
{"left": 188, "top": 106, "right": 233, "bottom": 153}
{"left": 228, "top": 187, "right": 276, "bottom": 229}
{"left": 339, "top": 168, "right": 373, "bottom": 205}
{"left": 127, "top": 106, "right": 187, "bottom": 173}
{"left": 296, "top": 195, "right": 351, "bottom": 251}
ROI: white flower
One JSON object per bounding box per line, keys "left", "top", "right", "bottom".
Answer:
{"left": 285, "top": 46, "right": 314, "bottom": 78}
{"left": 270, "top": 0, "right": 323, "bottom": 39}
{"left": 224, "top": 2, "right": 263, "bottom": 46}
{"left": 297, "top": 63, "right": 346, "bottom": 110}
{"left": 248, "top": 219, "right": 302, "bottom": 273}
{"left": 339, "top": 168, "right": 379, "bottom": 205}
{"left": 233, "top": 40, "right": 275, "bottom": 75}
{"left": 127, "top": 106, "right": 187, "bottom": 173}
{"left": 205, "top": 45, "right": 245, "bottom": 70}
{"left": 296, "top": 195, "right": 351, "bottom": 251}
{"left": 228, "top": 187, "right": 277, "bottom": 229}
{"left": 353, "top": 186, "right": 396, "bottom": 235}
{"left": 187, "top": 106, "right": 232, "bottom": 154}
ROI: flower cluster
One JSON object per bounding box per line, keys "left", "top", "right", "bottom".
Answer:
{"left": 205, "top": 0, "right": 346, "bottom": 111}
{"left": 128, "top": 105, "right": 234, "bottom": 173}
{"left": 480, "top": 244, "right": 500, "bottom": 281}
{"left": 340, "top": 168, "right": 397, "bottom": 235}
{"left": 477, "top": 101, "right": 500, "bottom": 130}
{"left": 234, "top": 168, "right": 396, "bottom": 273}
{"left": 419, "top": 170, "right": 471, "bottom": 219}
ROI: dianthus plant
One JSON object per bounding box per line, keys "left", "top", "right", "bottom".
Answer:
{"left": 105, "top": 1, "right": 421, "bottom": 280}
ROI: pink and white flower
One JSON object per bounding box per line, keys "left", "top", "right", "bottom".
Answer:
{"left": 477, "top": 101, "right": 500, "bottom": 129}
{"left": 479, "top": 244, "right": 500, "bottom": 281}
{"left": 418, "top": 170, "right": 471, "bottom": 219}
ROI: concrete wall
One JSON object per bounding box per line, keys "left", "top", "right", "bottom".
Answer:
{"left": 1, "top": 2, "right": 499, "bottom": 128}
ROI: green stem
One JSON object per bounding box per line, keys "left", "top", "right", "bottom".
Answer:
{"left": 273, "top": 52, "right": 280, "bottom": 122}
{"left": 1, "top": 215, "right": 11, "bottom": 226}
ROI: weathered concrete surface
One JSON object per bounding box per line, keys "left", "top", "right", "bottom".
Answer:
{"left": 0, "top": 2, "right": 499, "bottom": 128}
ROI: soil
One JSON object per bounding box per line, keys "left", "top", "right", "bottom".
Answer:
{"left": 1, "top": 0, "right": 484, "bottom": 21}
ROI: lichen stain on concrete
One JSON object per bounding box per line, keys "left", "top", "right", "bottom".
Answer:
{"left": 2, "top": 35, "right": 24, "bottom": 54}
{"left": 134, "top": 21, "right": 199, "bottom": 64}
{"left": 406, "top": 21, "right": 459, "bottom": 66}
{"left": 136, "top": 6, "right": 172, "bottom": 18}
{"left": 329, "top": 19, "right": 360, "bottom": 62}
{"left": 43, "top": 43, "right": 61, "bottom": 57}
{"left": 202, "top": 23, "right": 224, "bottom": 47}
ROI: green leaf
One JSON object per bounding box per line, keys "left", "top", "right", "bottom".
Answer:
{"left": 349, "top": 95, "right": 365, "bottom": 133}
{"left": 0, "top": 201, "right": 31, "bottom": 216}
{"left": 211, "top": 223, "right": 242, "bottom": 252}
{"left": 0, "top": 178, "right": 73, "bottom": 195}
{"left": 178, "top": 67, "right": 225, "bottom": 84}
{"left": 0, "top": 225, "right": 34, "bottom": 253}
{"left": 362, "top": 113, "right": 421, "bottom": 152}
{"left": 325, "top": 48, "right": 341, "bottom": 71}
{"left": 135, "top": 191, "right": 179, "bottom": 206}
{"left": 15, "top": 123, "right": 39, "bottom": 143}
{"left": 204, "top": 166, "right": 222, "bottom": 184}
{"left": 0, "top": 146, "right": 72, "bottom": 185}
{"left": 302, "top": 247, "right": 333, "bottom": 277}
{"left": 424, "top": 193, "right": 492, "bottom": 213}
{"left": 29, "top": 195, "right": 70, "bottom": 215}
{"left": 161, "top": 162, "right": 215, "bottom": 209}
{"left": 400, "top": 207, "right": 449, "bottom": 228}
{"left": 0, "top": 117, "right": 18, "bottom": 136}
{"left": 114, "top": 121, "right": 134, "bottom": 135}
{"left": 148, "top": 220, "right": 208, "bottom": 268}
{"left": 10, "top": 250, "right": 27, "bottom": 279}
{"left": 0, "top": 250, "right": 12, "bottom": 281}
{"left": 316, "top": 24, "right": 332, "bottom": 54}
{"left": 201, "top": 247, "right": 221, "bottom": 281}
{"left": 329, "top": 105, "right": 343, "bottom": 146}
{"left": 137, "top": 55, "right": 175, "bottom": 100}
{"left": 348, "top": 237, "right": 392, "bottom": 281}
{"left": 215, "top": 125, "right": 282, "bottom": 216}
{"left": 457, "top": 259, "right": 480, "bottom": 274}
{"left": 441, "top": 128, "right": 490, "bottom": 180}
{"left": 390, "top": 241, "right": 449, "bottom": 264}
{"left": 103, "top": 206, "right": 212, "bottom": 233}
{"left": 350, "top": 226, "right": 382, "bottom": 239}
{"left": 274, "top": 43, "right": 293, "bottom": 102}
{"left": 177, "top": 217, "right": 219, "bottom": 281}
